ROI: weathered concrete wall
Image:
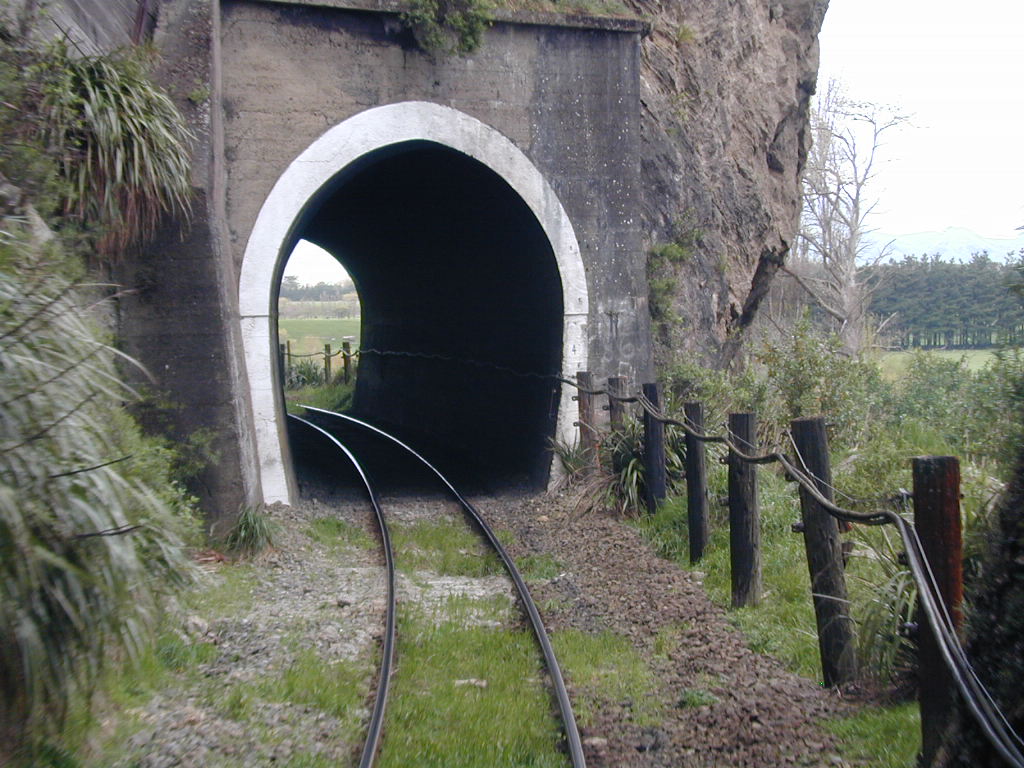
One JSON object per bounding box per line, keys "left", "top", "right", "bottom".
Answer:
{"left": 219, "top": 0, "right": 651, "bottom": 384}
{"left": 49, "top": 0, "right": 825, "bottom": 516}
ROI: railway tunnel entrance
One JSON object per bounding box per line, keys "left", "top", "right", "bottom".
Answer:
{"left": 239, "top": 103, "right": 589, "bottom": 504}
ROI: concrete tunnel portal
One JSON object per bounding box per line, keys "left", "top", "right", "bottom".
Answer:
{"left": 293, "top": 142, "right": 564, "bottom": 488}
{"left": 239, "top": 103, "right": 589, "bottom": 505}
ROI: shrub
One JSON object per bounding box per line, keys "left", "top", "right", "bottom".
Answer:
{"left": 27, "top": 41, "right": 193, "bottom": 257}
{"left": 222, "top": 505, "right": 276, "bottom": 556}
{"left": 402, "top": 0, "right": 491, "bottom": 56}
{"left": 0, "top": 239, "right": 193, "bottom": 761}
{"left": 285, "top": 358, "right": 325, "bottom": 389}
{"left": 557, "top": 416, "right": 686, "bottom": 516}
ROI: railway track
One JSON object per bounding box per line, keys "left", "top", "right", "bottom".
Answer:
{"left": 288, "top": 406, "right": 586, "bottom": 768}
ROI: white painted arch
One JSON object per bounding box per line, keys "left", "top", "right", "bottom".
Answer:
{"left": 239, "top": 101, "right": 589, "bottom": 504}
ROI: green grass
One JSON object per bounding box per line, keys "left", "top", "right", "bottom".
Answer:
{"left": 638, "top": 470, "right": 824, "bottom": 679}
{"left": 279, "top": 318, "right": 361, "bottom": 356}
{"left": 286, "top": 379, "right": 356, "bottom": 414}
{"left": 878, "top": 349, "right": 996, "bottom": 379}
{"left": 550, "top": 629, "right": 663, "bottom": 728}
{"left": 391, "top": 519, "right": 504, "bottom": 577}
{"left": 632, "top": 467, "right": 923, "bottom": 764}
{"left": 307, "top": 516, "right": 376, "bottom": 552}
{"left": 223, "top": 505, "right": 278, "bottom": 556}
{"left": 826, "top": 702, "right": 920, "bottom": 768}
{"left": 515, "top": 552, "right": 563, "bottom": 581}
{"left": 379, "top": 603, "right": 565, "bottom": 768}
{"left": 245, "top": 648, "right": 369, "bottom": 736}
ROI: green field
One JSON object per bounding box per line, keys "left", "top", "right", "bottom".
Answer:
{"left": 877, "top": 348, "right": 996, "bottom": 379}
{"left": 278, "top": 318, "right": 360, "bottom": 356}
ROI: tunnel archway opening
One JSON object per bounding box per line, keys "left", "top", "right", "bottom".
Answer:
{"left": 239, "top": 102, "right": 588, "bottom": 505}
{"left": 285, "top": 141, "right": 564, "bottom": 491}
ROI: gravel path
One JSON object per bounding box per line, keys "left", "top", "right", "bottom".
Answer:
{"left": 95, "top": 489, "right": 852, "bottom": 767}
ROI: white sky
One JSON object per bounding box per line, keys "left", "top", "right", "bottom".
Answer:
{"left": 818, "top": 0, "right": 1024, "bottom": 238}
{"left": 283, "top": 240, "right": 351, "bottom": 286}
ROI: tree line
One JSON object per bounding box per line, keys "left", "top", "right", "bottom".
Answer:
{"left": 866, "top": 252, "right": 1024, "bottom": 349}
{"left": 280, "top": 275, "right": 357, "bottom": 302}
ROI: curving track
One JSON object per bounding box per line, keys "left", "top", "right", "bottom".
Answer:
{"left": 287, "top": 407, "right": 586, "bottom": 768}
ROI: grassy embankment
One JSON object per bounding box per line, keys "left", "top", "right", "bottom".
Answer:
{"left": 278, "top": 317, "right": 361, "bottom": 356}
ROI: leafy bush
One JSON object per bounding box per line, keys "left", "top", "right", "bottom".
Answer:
{"left": 285, "top": 358, "right": 325, "bottom": 389}
{"left": 28, "top": 41, "right": 194, "bottom": 257}
{"left": 556, "top": 416, "right": 686, "bottom": 516}
{"left": 402, "top": 0, "right": 491, "bottom": 56}
{"left": 0, "top": 240, "right": 194, "bottom": 761}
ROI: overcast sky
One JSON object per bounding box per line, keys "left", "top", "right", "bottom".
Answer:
{"left": 817, "top": 0, "right": 1024, "bottom": 239}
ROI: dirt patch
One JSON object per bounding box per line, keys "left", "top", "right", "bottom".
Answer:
{"left": 488, "top": 491, "right": 851, "bottom": 768}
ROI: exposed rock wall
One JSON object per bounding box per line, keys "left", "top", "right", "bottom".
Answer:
{"left": 629, "top": 0, "right": 827, "bottom": 366}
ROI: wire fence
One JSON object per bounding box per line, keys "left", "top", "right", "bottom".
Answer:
{"left": 562, "top": 370, "right": 1023, "bottom": 768}
{"left": 279, "top": 344, "right": 1022, "bottom": 765}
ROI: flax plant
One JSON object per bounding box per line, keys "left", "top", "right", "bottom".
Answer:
{"left": 0, "top": 237, "right": 192, "bottom": 761}
{"left": 31, "top": 42, "right": 193, "bottom": 257}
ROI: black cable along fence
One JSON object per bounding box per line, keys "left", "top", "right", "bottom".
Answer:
{"left": 279, "top": 345, "right": 1023, "bottom": 766}
{"left": 567, "top": 370, "right": 1023, "bottom": 768}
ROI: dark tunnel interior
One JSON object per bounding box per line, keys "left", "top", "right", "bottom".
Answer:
{"left": 285, "top": 141, "right": 565, "bottom": 490}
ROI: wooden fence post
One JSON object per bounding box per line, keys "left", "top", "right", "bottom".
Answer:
{"left": 791, "top": 417, "right": 857, "bottom": 686}
{"left": 913, "top": 456, "right": 963, "bottom": 766}
{"left": 342, "top": 341, "right": 352, "bottom": 383}
{"left": 278, "top": 343, "right": 286, "bottom": 384}
{"left": 684, "top": 401, "right": 709, "bottom": 564}
{"left": 607, "top": 376, "right": 628, "bottom": 433}
{"left": 642, "top": 382, "right": 667, "bottom": 513}
{"left": 728, "top": 412, "right": 761, "bottom": 607}
{"left": 286, "top": 339, "right": 293, "bottom": 371}
{"left": 576, "top": 371, "right": 598, "bottom": 472}
{"left": 324, "top": 344, "right": 332, "bottom": 382}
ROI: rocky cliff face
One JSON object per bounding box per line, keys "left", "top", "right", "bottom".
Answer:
{"left": 628, "top": 0, "right": 827, "bottom": 367}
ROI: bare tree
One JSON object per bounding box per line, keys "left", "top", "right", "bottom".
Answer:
{"left": 786, "top": 80, "right": 904, "bottom": 355}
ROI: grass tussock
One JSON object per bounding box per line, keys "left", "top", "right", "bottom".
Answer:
{"left": 222, "top": 505, "right": 277, "bottom": 557}
{"left": 379, "top": 603, "right": 564, "bottom": 768}
{"left": 391, "top": 519, "right": 504, "bottom": 577}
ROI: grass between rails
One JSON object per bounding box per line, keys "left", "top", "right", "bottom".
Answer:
{"left": 380, "top": 599, "right": 565, "bottom": 768}
{"left": 634, "top": 469, "right": 921, "bottom": 768}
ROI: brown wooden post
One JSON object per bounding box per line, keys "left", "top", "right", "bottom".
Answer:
{"left": 286, "top": 339, "right": 293, "bottom": 371}
{"left": 278, "top": 343, "right": 286, "bottom": 383}
{"left": 576, "top": 371, "right": 598, "bottom": 472}
{"left": 324, "top": 344, "right": 332, "bottom": 383}
{"left": 641, "top": 382, "right": 667, "bottom": 513}
{"left": 913, "top": 456, "right": 963, "bottom": 766}
{"left": 728, "top": 412, "right": 761, "bottom": 607}
{"left": 791, "top": 417, "right": 857, "bottom": 686}
{"left": 607, "top": 376, "right": 628, "bottom": 433}
{"left": 684, "top": 402, "right": 709, "bottom": 564}
{"left": 342, "top": 341, "right": 352, "bottom": 383}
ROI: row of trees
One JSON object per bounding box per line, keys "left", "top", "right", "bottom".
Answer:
{"left": 763, "top": 80, "right": 1022, "bottom": 354}
{"left": 867, "top": 253, "right": 1024, "bottom": 348}
{"left": 280, "top": 275, "right": 357, "bottom": 302}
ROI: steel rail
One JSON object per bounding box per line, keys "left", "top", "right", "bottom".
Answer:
{"left": 300, "top": 405, "right": 588, "bottom": 768}
{"left": 286, "top": 414, "right": 396, "bottom": 768}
